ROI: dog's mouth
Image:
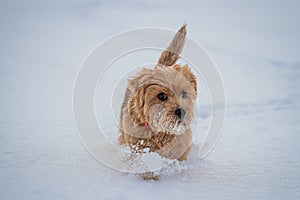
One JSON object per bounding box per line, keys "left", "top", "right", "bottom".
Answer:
{"left": 148, "top": 105, "right": 190, "bottom": 135}
{"left": 171, "top": 119, "right": 186, "bottom": 135}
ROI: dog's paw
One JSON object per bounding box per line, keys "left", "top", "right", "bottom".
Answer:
{"left": 139, "top": 172, "right": 159, "bottom": 181}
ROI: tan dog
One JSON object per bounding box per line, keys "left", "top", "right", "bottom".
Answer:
{"left": 119, "top": 24, "right": 197, "bottom": 171}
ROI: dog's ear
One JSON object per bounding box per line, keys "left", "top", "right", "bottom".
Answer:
{"left": 182, "top": 64, "right": 197, "bottom": 94}
{"left": 127, "top": 69, "right": 152, "bottom": 126}
{"left": 158, "top": 24, "right": 187, "bottom": 66}
{"left": 128, "top": 86, "right": 146, "bottom": 126}
{"left": 171, "top": 64, "right": 197, "bottom": 94}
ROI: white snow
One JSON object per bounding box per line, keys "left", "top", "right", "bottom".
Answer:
{"left": 1, "top": 0, "right": 300, "bottom": 199}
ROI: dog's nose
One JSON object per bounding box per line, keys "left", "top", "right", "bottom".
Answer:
{"left": 175, "top": 108, "right": 186, "bottom": 119}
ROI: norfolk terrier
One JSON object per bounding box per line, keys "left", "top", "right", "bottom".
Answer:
{"left": 118, "top": 24, "right": 197, "bottom": 177}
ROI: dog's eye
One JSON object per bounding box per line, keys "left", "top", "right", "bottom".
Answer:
{"left": 157, "top": 92, "right": 168, "bottom": 101}
{"left": 182, "top": 91, "right": 187, "bottom": 99}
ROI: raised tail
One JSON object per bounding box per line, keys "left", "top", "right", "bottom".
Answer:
{"left": 157, "top": 24, "right": 187, "bottom": 66}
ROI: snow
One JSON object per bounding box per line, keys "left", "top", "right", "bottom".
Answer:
{"left": 1, "top": 0, "right": 300, "bottom": 199}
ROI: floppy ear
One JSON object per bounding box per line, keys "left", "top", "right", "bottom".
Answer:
{"left": 171, "top": 64, "right": 197, "bottom": 94}
{"left": 128, "top": 86, "right": 146, "bottom": 126}
{"left": 181, "top": 64, "right": 197, "bottom": 94}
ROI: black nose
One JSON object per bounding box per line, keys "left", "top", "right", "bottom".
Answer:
{"left": 175, "top": 108, "right": 186, "bottom": 119}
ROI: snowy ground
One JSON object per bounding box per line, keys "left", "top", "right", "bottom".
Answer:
{"left": 1, "top": 1, "right": 300, "bottom": 199}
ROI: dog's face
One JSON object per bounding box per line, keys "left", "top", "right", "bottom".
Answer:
{"left": 128, "top": 64, "right": 197, "bottom": 135}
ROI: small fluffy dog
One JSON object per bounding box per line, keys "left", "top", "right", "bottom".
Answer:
{"left": 119, "top": 24, "right": 197, "bottom": 167}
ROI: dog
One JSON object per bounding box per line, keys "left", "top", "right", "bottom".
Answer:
{"left": 118, "top": 24, "right": 197, "bottom": 178}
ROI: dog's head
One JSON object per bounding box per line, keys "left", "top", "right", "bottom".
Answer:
{"left": 127, "top": 64, "right": 197, "bottom": 135}
{"left": 126, "top": 24, "right": 197, "bottom": 135}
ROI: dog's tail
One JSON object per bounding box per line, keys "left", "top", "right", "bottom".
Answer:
{"left": 157, "top": 24, "right": 187, "bottom": 66}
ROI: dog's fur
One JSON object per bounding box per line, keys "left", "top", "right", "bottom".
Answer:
{"left": 119, "top": 24, "right": 197, "bottom": 164}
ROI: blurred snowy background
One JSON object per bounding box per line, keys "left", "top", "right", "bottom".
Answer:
{"left": 1, "top": 0, "right": 299, "bottom": 199}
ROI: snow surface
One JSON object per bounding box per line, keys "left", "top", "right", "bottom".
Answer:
{"left": 1, "top": 0, "right": 300, "bottom": 199}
